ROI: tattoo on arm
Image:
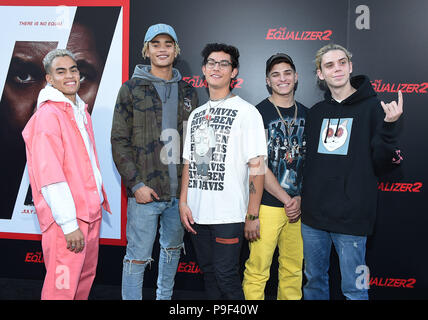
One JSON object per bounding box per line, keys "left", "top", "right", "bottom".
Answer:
{"left": 249, "top": 181, "right": 256, "bottom": 194}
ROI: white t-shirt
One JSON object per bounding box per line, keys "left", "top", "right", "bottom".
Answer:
{"left": 183, "top": 95, "right": 267, "bottom": 224}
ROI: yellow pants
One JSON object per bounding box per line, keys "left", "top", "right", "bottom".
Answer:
{"left": 242, "top": 204, "right": 303, "bottom": 300}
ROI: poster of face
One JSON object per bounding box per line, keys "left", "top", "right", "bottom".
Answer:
{"left": 0, "top": 1, "right": 129, "bottom": 245}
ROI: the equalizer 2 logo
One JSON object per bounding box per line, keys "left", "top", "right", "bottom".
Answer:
{"left": 356, "top": 265, "right": 416, "bottom": 289}
{"left": 371, "top": 80, "right": 428, "bottom": 94}
{"left": 370, "top": 277, "right": 416, "bottom": 289}
{"left": 265, "top": 27, "right": 332, "bottom": 41}
{"left": 25, "top": 251, "right": 44, "bottom": 263}
{"left": 378, "top": 182, "right": 423, "bottom": 193}
{"left": 183, "top": 76, "right": 243, "bottom": 89}
{"left": 176, "top": 261, "right": 202, "bottom": 274}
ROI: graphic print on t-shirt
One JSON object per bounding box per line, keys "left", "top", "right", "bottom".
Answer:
{"left": 317, "top": 118, "right": 353, "bottom": 155}
{"left": 267, "top": 117, "right": 306, "bottom": 196}
{"left": 188, "top": 106, "right": 238, "bottom": 191}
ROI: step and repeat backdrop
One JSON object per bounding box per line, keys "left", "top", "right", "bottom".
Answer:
{"left": 0, "top": 0, "right": 427, "bottom": 299}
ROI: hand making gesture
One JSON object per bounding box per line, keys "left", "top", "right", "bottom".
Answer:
{"left": 381, "top": 90, "right": 403, "bottom": 122}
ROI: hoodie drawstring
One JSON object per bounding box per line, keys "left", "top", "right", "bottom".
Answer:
{"left": 324, "top": 118, "right": 330, "bottom": 143}
{"left": 324, "top": 117, "right": 342, "bottom": 143}
{"left": 164, "top": 83, "right": 172, "bottom": 103}
{"left": 335, "top": 117, "right": 341, "bottom": 136}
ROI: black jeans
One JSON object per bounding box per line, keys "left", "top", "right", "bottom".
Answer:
{"left": 190, "top": 222, "right": 245, "bottom": 300}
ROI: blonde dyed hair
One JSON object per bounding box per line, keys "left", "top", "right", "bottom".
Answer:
{"left": 315, "top": 43, "right": 352, "bottom": 71}
{"left": 315, "top": 43, "right": 353, "bottom": 89}
{"left": 43, "top": 48, "right": 76, "bottom": 74}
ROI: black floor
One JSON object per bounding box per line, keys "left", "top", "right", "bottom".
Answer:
{"left": 0, "top": 277, "right": 205, "bottom": 300}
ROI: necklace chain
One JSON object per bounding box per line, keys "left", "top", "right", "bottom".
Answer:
{"left": 205, "top": 93, "right": 232, "bottom": 123}
{"left": 269, "top": 97, "right": 298, "bottom": 137}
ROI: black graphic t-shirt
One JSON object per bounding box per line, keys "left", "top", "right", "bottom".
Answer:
{"left": 256, "top": 98, "right": 308, "bottom": 207}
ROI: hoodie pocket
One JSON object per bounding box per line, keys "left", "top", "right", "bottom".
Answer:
{"left": 315, "top": 176, "right": 351, "bottom": 221}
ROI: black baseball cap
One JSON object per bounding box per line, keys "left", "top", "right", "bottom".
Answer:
{"left": 266, "top": 53, "right": 296, "bottom": 76}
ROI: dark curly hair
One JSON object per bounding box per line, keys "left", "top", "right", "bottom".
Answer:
{"left": 201, "top": 43, "right": 240, "bottom": 69}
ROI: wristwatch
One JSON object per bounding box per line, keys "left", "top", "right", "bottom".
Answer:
{"left": 246, "top": 213, "right": 259, "bottom": 221}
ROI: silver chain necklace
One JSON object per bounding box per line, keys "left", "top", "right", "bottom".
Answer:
{"left": 204, "top": 92, "right": 233, "bottom": 125}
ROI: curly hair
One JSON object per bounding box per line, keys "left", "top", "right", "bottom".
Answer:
{"left": 201, "top": 43, "right": 240, "bottom": 69}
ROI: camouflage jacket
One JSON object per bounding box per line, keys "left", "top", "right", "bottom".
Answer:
{"left": 111, "top": 77, "right": 198, "bottom": 200}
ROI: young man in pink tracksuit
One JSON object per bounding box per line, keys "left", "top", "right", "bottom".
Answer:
{"left": 22, "top": 49, "right": 110, "bottom": 300}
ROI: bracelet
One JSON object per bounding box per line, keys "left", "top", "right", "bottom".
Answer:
{"left": 246, "top": 213, "right": 259, "bottom": 221}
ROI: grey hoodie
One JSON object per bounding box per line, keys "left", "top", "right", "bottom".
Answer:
{"left": 132, "top": 65, "right": 182, "bottom": 198}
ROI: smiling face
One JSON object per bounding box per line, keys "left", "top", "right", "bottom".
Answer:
{"left": 145, "top": 34, "right": 177, "bottom": 69}
{"left": 46, "top": 55, "right": 80, "bottom": 102}
{"left": 266, "top": 62, "right": 298, "bottom": 97}
{"left": 202, "top": 51, "right": 238, "bottom": 91}
{"left": 317, "top": 49, "right": 353, "bottom": 90}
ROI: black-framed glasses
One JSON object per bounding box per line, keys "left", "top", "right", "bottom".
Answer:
{"left": 205, "top": 58, "right": 232, "bottom": 69}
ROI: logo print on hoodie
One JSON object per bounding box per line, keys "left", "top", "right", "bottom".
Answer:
{"left": 318, "top": 118, "right": 353, "bottom": 155}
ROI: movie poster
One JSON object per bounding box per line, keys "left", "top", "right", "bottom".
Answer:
{"left": 0, "top": 1, "right": 129, "bottom": 245}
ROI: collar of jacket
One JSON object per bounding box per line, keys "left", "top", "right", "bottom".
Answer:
{"left": 39, "top": 100, "right": 89, "bottom": 114}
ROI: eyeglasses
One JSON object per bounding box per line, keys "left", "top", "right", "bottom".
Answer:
{"left": 205, "top": 58, "right": 232, "bottom": 69}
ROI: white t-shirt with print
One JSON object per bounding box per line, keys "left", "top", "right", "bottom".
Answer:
{"left": 183, "top": 95, "right": 267, "bottom": 224}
